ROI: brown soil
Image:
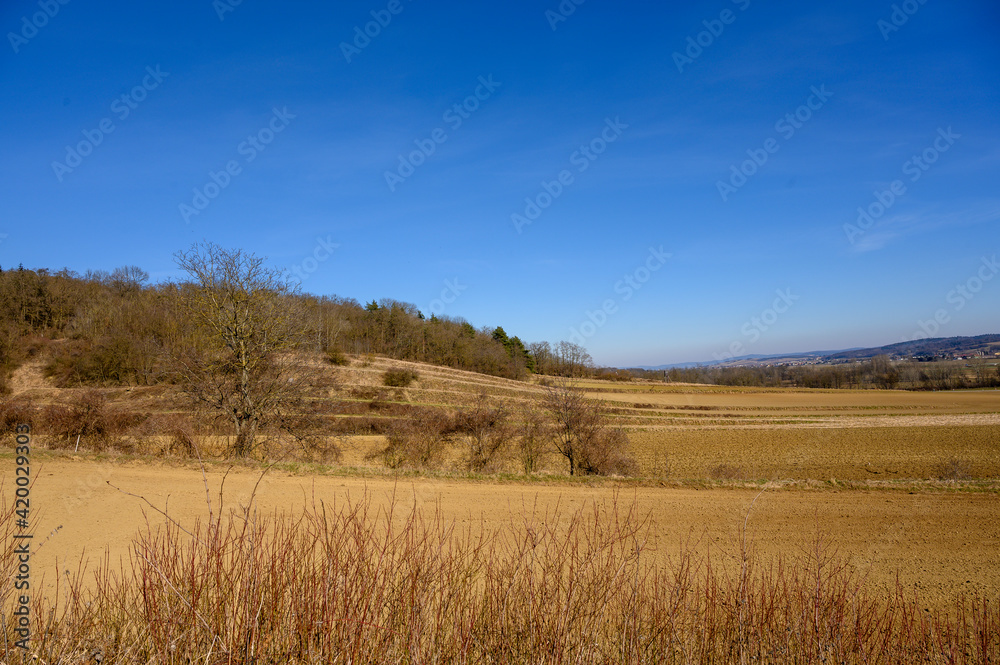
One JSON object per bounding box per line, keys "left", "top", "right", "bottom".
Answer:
{"left": 23, "top": 456, "right": 1000, "bottom": 611}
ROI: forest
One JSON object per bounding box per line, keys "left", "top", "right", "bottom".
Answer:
{"left": 0, "top": 258, "right": 594, "bottom": 395}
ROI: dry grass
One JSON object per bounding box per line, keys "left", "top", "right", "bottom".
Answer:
{"left": 2, "top": 483, "right": 997, "bottom": 663}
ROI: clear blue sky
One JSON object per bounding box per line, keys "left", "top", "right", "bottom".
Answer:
{"left": 2, "top": 0, "right": 998, "bottom": 366}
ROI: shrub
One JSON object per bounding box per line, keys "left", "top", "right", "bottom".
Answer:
{"left": 577, "top": 427, "right": 638, "bottom": 476}
{"left": 543, "top": 381, "right": 637, "bottom": 476}
{"left": 3, "top": 490, "right": 998, "bottom": 662}
{"left": 383, "top": 368, "right": 418, "bottom": 387}
{"left": 935, "top": 457, "right": 975, "bottom": 481}
{"left": 372, "top": 407, "right": 453, "bottom": 469}
{"left": 710, "top": 463, "right": 744, "bottom": 480}
{"left": 0, "top": 327, "right": 21, "bottom": 395}
{"left": 454, "top": 394, "right": 511, "bottom": 472}
{"left": 332, "top": 415, "right": 398, "bottom": 436}
{"left": 515, "top": 410, "right": 551, "bottom": 475}
{"left": 0, "top": 399, "right": 35, "bottom": 435}
{"left": 133, "top": 412, "right": 199, "bottom": 457}
{"left": 45, "top": 336, "right": 161, "bottom": 387}
{"left": 324, "top": 347, "right": 349, "bottom": 366}
{"left": 42, "top": 390, "right": 146, "bottom": 450}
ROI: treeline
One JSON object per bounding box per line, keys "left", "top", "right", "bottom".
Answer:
{"left": 0, "top": 263, "right": 595, "bottom": 392}
{"left": 633, "top": 355, "right": 1000, "bottom": 390}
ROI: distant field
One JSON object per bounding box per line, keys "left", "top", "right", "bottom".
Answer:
{"left": 9, "top": 354, "right": 999, "bottom": 482}
{"left": 318, "top": 358, "right": 1000, "bottom": 481}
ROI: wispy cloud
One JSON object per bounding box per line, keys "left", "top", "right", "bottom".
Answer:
{"left": 850, "top": 203, "right": 1000, "bottom": 253}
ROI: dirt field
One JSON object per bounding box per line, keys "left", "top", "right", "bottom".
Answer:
{"left": 6, "top": 357, "right": 999, "bottom": 617}
{"left": 18, "top": 453, "right": 1000, "bottom": 612}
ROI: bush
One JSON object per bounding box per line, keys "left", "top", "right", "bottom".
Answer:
{"left": 42, "top": 390, "right": 146, "bottom": 451}
{"left": 0, "top": 399, "right": 35, "bottom": 435}
{"left": 515, "top": 410, "right": 551, "bottom": 475}
{"left": 331, "top": 415, "right": 398, "bottom": 436}
{"left": 454, "top": 395, "right": 511, "bottom": 472}
{"left": 44, "top": 335, "right": 166, "bottom": 387}
{"left": 543, "top": 382, "right": 637, "bottom": 476}
{"left": 577, "top": 428, "right": 638, "bottom": 476}
{"left": 709, "top": 463, "right": 744, "bottom": 480}
{"left": 372, "top": 407, "right": 453, "bottom": 469}
{"left": 0, "top": 324, "right": 23, "bottom": 395}
{"left": 935, "top": 458, "right": 975, "bottom": 481}
{"left": 383, "top": 368, "right": 418, "bottom": 387}
{"left": 324, "top": 347, "right": 349, "bottom": 366}
{"left": 4, "top": 491, "right": 997, "bottom": 662}
{"left": 132, "top": 412, "right": 199, "bottom": 457}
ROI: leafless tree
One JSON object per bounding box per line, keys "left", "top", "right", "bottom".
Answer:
{"left": 542, "top": 380, "right": 635, "bottom": 476}
{"left": 515, "top": 408, "right": 551, "bottom": 474}
{"left": 555, "top": 341, "right": 593, "bottom": 377}
{"left": 173, "top": 243, "right": 303, "bottom": 457}
{"left": 455, "top": 392, "right": 511, "bottom": 472}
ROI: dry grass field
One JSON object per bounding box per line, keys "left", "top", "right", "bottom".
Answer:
{"left": 3, "top": 354, "right": 999, "bottom": 661}
{"left": 300, "top": 357, "right": 1000, "bottom": 481}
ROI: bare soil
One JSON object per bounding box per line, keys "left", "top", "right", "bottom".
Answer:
{"left": 22, "top": 455, "right": 1000, "bottom": 611}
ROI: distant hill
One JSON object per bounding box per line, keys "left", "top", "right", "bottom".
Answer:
{"left": 640, "top": 335, "right": 1000, "bottom": 369}
{"left": 824, "top": 334, "right": 1000, "bottom": 362}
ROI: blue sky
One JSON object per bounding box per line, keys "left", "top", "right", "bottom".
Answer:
{"left": 2, "top": 0, "right": 998, "bottom": 366}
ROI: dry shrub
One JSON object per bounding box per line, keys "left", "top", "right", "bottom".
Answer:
{"left": 372, "top": 407, "right": 454, "bottom": 469}
{"left": 0, "top": 399, "right": 35, "bottom": 435}
{"left": 935, "top": 457, "right": 975, "bottom": 481}
{"left": 270, "top": 411, "right": 343, "bottom": 463}
{"left": 383, "top": 368, "right": 418, "bottom": 387}
{"left": 331, "top": 414, "right": 398, "bottom": 436}
{"left": 133, "top": 412, "right": 199, "bottom": 457}
{"left": 454, "top": 394, "right": 511, "bottom": 472}
{"left": 42, "top": 390, "right": 146, "bottom": 451}
{"left": 578, "top": 427, "right": 638, "bottom": 476}
{"left": 349, "top": 386, "right": 383, "bottom": 401}
{"left": 544, "top": 382, "right": 638, "bottom": 476}
{"left": 4, "top": 489, "right": 998, "bottom": 663}
{"left": 515, "top": 410, "right": 551, "bottom": 474}
{"left": 324, "top": 347, "right": 349, "bottom": 366}
{"left": 710, "top": 463, "right": 745, "bottom": 480}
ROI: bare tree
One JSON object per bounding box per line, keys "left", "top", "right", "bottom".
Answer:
{"left": 515, "top": 408, "right": 551, "bottom": 475}
{"left": 173, "top": 243, "right": 303, "bottom": 457}
{"left": 555, "top": 341, "right": 593, "bottom": 377}
{"left": 543, "top": 380, "right": 635, "bottom": 476}
{"left": 109, "top": 265, "right": 149, "bottom": 295}
{"left": 454, "top": 392, "right": 511, "bottom": 472}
